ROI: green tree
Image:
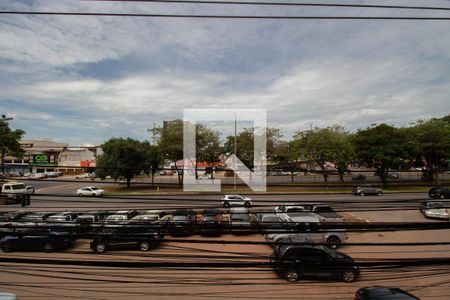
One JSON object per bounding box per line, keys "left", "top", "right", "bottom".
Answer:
{"left": 407, "top": 116, "right": 450, "bottom": 183}
{"left": 293, "top": 125, "right": 353, "bottom": 183}
{"left": 95, "top": 138, "right": 147, "bottom": 188}
{"left": 223, "top": 127, "right": 282, "bottom": 170}
{"left": 0, "top": 120, "right": 25, "bottom": 174}
{"left": 142, "top": 142, "right": 162, "bottom": 186}
{"left": 352, "top": 124, "right": 406, "bottom": 187}
{"left": 273, "top": 140, "right": 301, "bottom": 183}
{"left": 153, "top": 120, "right": 222, "bottom": 183}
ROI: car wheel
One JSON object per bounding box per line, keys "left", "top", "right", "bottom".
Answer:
{"left": 1, "top": 242, "right": 12, "bottom": 253}
{"left": 223, "top": 202, "right": 230, "bottom": 208}
{"left": 377, "top": 191, "right": 383, "bottom": 196}
{"left": 92, "top": 193, "right": 96, "bottom": 197}
{"left": 325, "top": 236, "right": 341, "bottom": 249}
{"left": 285, "top": 269, "right": 300, "bottom": 282}
{"left": 77, "top": 193, "right": 82, "bottom": 197}
{"left": 360, "top": 192, "right": 365, "bottom": 196}
{"left": 95, "top": 242, "right": 107, "bottom": 254}
{"left": 43, "top": 242, "right": 54, "bottom": 253}
{"left": 342, "top": 268, "right": 358, "bottom": 283}
{"left": 244, "top": 201, "right": 251, "bottom": 208}
{"left": 440, "top": 195, "right": 445, "bottom": 199}
{"left": 139, "top": 241, "right": 151, "bottom": 251}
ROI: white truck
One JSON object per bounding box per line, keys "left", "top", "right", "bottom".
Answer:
{"left": 1, "top": 182, "right": 34, "bottom": 204}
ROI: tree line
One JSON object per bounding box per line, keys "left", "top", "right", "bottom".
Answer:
{"left": 95, "top": 115, "right": 450, "bottom": 187}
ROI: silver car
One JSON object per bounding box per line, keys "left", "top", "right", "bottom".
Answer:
{"left": 265, "top": 213, "right": 347, "bottom": 249}
{"left": 420, "top": 201, "right": 449, "bottom": 219}
{"left": 221, "top": 195, "right": 252, "bottom": 207}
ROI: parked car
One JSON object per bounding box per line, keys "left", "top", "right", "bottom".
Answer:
{"left": 303, "top": 203, "right": 344, "bottom": 223}
{"left": 355, "top": 286, "right": 420, "bottom": 300}
{"left": 46, "top": 212, "right": 80, "bottom": 223}
{"left": 198, "top": 209, "right": 223, "bottom": 236}
{"left": 274, "top": 205, "right": 305, "bottom": 213}
{"left": 419, "top": 201, "right": 449, "bottom": 219}
{"left": 265, "top": 214, "right": 347, "bottom": 249}
{"left": 90, "top": 226, "right": 162, "bottom": 253}
{"left": 19, "top": 212, "right": 56, "bottom": 223}
{"left": 229, "top": 207, "right": 254, "bottom": 234}
{"left": 0, "top": 211, "right": 30, "bottom": 238}
{"left": 428, "top": 187, "right": 450, "bottom": 199}
{"left": 29, "top": 172, "right": 46, "bottom": 179}
{"left": 75, "top": 173, "right": 93, "bottom": 179}
{"left": 76, "top": 186, "right": 104, "bottom": 197}
{"left": 75, "top": 211, "right": 112, "bottom": 234}
{"left": 221, "top": 195, "right": 252, "bottom": 208}
{"left": 167, "top": 209, "right": 196, "bottom": 236}
{"left": 270, "top": 244, "right": 359, "bottom": 282}
{"left": 353, "top": 185, "right": 383, "bottom": 196}
{"left": 0, "top": 229, "right": 75, "bottom": 252}
{"left": 104, "top": 210, "right": 139, "bottom": 224}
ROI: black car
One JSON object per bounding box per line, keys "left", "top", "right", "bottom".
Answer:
{"left": 198, "top": 209, "right": 223, "bottom": 236}
{"left": 90, "top": 227, "right": 162, "bottom": 253}
{"left": 19, "top": 212, "right": 56, "bottom": 223}
{"left": 167, "top": 209, "right": 196, "bottom": 236}
{"left": 428, "top": 187, "right": 450, "bottom": 199}
{"left": 270, "top": 244, "right": 360, "bottom": 282}
{"left": 355, "top": 286, "right": 420, "bottom": 299}
{"left": 75, "top": 211, "right": 112, "bottom": 235}
{"left": 0, "top": 229, "right": 75, "bottom": 252}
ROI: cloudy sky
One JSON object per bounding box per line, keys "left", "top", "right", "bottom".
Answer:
{"left": 1, "top": 0, "right": 449, "bottom": 145}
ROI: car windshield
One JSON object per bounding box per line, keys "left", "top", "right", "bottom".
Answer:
{"left": 315, "top": 206, "right": 332, "bottom": 212}
{"left": 231, "top": 214, "right": 249, "bottom": 221}
{"left": 429, "top": 203, "right": 444, "bottom": 209}
{"left": 107, "top": 215, "right": 125, "bottom": 221}
{"left": 172, "top": 215, "right": 189, "bottom": 221}
{"left": 203, "top": 215, "right": 217, "bottom": 222}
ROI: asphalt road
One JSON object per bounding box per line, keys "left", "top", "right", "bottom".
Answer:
{"left": 0, "top": 179, "right": 449, "bottom": 299}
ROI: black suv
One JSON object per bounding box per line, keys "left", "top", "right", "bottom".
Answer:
{"left": 270, "top": 244, "right": 360, "bottom": 282}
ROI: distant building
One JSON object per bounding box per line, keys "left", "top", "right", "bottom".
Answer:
{"left": 3, "top": 139, "right": 101, "bottom": 175}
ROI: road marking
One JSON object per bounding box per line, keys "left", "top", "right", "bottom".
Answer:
{"left": 36, "top": 183, "right": 80, "bottom": 192}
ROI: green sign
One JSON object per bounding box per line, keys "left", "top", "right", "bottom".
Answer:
{"left": 31, "top": 154, "right": 57, "bottom": 166}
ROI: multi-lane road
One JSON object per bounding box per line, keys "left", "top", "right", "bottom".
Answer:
{"left": 0, "top": 178, "right": 449, "bottom": 299}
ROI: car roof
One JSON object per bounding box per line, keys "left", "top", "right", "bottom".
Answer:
{"left": 361, "top": 287, "right": 419, "bottom": 299}
{"left": 230, "top": 207, "right": 248, "bottom": 213}
{"left": 286, "top": 213, "right": 320, "bottom": 223}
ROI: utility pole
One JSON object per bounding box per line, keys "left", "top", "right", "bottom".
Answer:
{"left": 1, "top": 115, "right": 14, "bottom": 176}
{"left": 233, "top": 112, "right": 237, "bottom": 190}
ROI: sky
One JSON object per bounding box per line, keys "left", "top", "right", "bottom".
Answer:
{"left": 1, "top": 0, "right": 450, "bottom": 146}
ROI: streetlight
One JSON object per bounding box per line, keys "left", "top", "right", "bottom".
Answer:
{"left": 1, "top": 115, "right": 14, "bottom": 176}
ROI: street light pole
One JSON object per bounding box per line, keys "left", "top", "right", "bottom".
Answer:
{"left": 233, "top": 112, "right": 237, "bottom": 190}
{"left": 1, "top": 115, "right": 14, "bottom": 176}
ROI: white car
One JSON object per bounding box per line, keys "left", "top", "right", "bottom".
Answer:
{"left": 29, "top": 173, "right": 46, "bottom": 179}
{"left": 221, "top": 195, "right": 252, "bottom": 208}
{"left": 76, "top": 186, "right": 104, "bottom": 197}
{"left": 75, "top": 173, "right": 93, "bottom": 179}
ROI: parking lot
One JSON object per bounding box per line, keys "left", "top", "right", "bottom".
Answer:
{"left": 1, "top": 179, "right": 449, "bottom": 299}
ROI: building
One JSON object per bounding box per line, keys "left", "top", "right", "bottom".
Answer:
{"left": 3, "top": 139, "right": 101, "bottom": 176}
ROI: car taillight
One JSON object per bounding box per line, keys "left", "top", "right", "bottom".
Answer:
{"left": 354, "top": 290, "right": 361, "bottom": 300}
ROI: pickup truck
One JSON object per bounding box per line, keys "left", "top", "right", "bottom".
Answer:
{"left": 1, "top": 182, "right": 34, "bottom": 204}
{"left": 303, "top": 203, "right": 344, "bottom": 223}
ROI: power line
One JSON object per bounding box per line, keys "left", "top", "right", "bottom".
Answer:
{"left": 83, "top": 0, "right": 450, "bottom": 12}
{"left": 2, "top": 11, "right": 450, "bottom": 20}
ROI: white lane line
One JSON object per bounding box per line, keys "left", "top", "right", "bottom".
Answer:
{"left": 36, "top": 183, "right": 80, "bottom": 192}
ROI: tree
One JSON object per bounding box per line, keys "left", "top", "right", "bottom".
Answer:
{"left": 352, "top": 124, "right": 406, "bottom": 187}
{"left": 407, "top": 116, "right": 450, "bottom": 183}
{"left": 273, "top": 140, "right": 301, "bottom": 183}
{"left": 153, "top": 120, "right": 222, "bottom": 184}
{"left": 95, "top": 138, "right": 147, "bottom": 188}
{"left": 223, "top": 127, "right": 282, "bottom": 170}
{"left": 293, "top": 125, "right": 354, "bottom": 183}
{"left": 0, "top": 120, "right": 25, "bottom": 175}
{"left": 142, "top": 142, "right": 162, "bottom": 186}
